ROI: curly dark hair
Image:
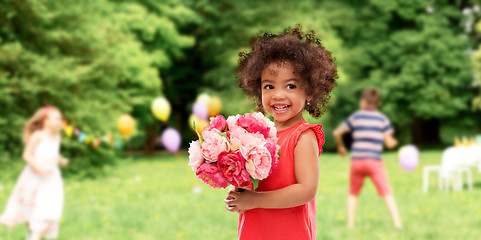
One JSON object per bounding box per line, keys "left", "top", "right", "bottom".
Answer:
{"left": 237, "top": 25, "right": 338, "bottom": 118}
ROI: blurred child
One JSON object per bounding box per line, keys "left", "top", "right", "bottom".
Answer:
{"left": 0, "top": 105, "right": 69, "bottom": 240}
{"left": 333, "top": 87, "right": 402, "bottom": 229}
{"left": 224, "top": 26, "right": 337, "bottom": 239}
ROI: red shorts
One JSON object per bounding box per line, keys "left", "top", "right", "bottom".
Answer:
{"left": 349, "top": 159, "right": 391, "bottom": 196}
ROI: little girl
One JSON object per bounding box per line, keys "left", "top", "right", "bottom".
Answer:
{"left": 1, "top": 105, "right": 69, "bottom": 240}
{"left": 224, "top": 26, "right": 337, "bottom": 239}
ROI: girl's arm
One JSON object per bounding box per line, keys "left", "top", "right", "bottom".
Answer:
{"left": 22, "top": 132, "right": 51, "bottom": 175}
{"left": 225, "top": 129, "right": 319, "bottom": 212}
{"left": 59, "top": 156, "right": 69, "bottom": 167}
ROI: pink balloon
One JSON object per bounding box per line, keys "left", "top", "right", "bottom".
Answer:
{"left": 161, "top": 128, "right": 181, "bottom": 153}
{"left": 192, "top": 102, "right": 209, "bottom": 120}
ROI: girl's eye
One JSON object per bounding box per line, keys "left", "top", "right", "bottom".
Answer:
{"left": 287, "top": 84, "right": 296, "bottom": 89}
{"left": 264, "top": 85, "right": 274, "bottom": 90}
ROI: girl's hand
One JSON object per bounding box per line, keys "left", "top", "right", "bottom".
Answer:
{"left": 59, "top": 157, "right": 69, "bottom": 167}
{"left": 224, "top": 188, "right": 257, "bottom": 214}
{"left": 32, "top": 164, "right": 53, "bottom": 175}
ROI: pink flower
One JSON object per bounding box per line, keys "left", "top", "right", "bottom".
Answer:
{"left": 237, "top": 113, "right": 270, "bottom": 138}
{"left": 226, "top": 114, "right": 240, "bottom": 131}
{"left": 196, "top": 163, "right": 229, "bottom": 189}
{"left": 251, "top": 112, "right": 277, "bottom": 138}
{"left": 201, "top": 129, "right": 230, "bottom": 163}
{"left": 265, "top": 137, "right": 280, "bottom": 174}
{"left": 218, "top": 151, "right": 253, "bottom": 189}
{"left": 244, "top": 146, "right": 272, "bottom": 180}
{"left": 188, "top": 140, "right": 204, "bottom": 171}
{"left": 205, "top": 115, "right": 227, "bottom": 132}
{"left": 229, "top": 126, "right": 266, "bottom": 158}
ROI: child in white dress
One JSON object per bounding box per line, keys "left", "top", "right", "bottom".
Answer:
{"left": 1, "top": 105, "right": 69, "bottom": 240}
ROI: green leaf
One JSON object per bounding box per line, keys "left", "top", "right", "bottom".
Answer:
{"left": 193, "top": 121, "right": 204, "bottom": 144}
{"left": 217, "top": 131, "right": 230, "bottom": 142}
{"left": 251, "top": 178, "right": 259, "bottom": 190}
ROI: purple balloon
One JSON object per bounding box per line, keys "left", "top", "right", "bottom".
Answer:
{"left": 161, "top": 128, "right": 181, "bottom": 153}
{"left": 399, "top": 144, "right": 419, "bottom": 171}
{"left": 192, "top": 102, "right": 209, "bottom": 120}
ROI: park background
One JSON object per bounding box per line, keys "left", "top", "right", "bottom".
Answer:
{"left": 1, "top": 0, "right": 481, "bottom": 239}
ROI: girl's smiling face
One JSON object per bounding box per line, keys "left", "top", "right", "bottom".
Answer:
{"left": 261, "top": 61, "right": 309, "bottom": 129}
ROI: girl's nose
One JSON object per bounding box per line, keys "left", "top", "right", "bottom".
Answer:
{"left": 272, "top": 89, "right": 286, "bottom": 100}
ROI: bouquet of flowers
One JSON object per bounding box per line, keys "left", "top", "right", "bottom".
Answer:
{"left": 188, "top": 112, "right": 280, "bottom": 190}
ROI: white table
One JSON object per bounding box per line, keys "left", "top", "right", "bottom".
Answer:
{"left": 423, "top": 146, "right": 481, "bottom": 192}
{"left": 441, "top": 146, "right": 481, "bottom": 177}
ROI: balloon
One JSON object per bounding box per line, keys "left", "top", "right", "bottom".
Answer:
{"left": 93, "top": 138, "right": 101, "bottom": 149}
{"left": 64, "top": 126, "right": 73, "bottom": 137}
{"left": 192, "top": 102, "right": 209, "bottom": 120}
{"left": 117, "top": 114, "right": 135, "bottom": 138}
{"left": 208, "top": 96, "right": 222, "bottom": 117}
{"left": 115, "top": 140, "right": 122, "bottom": 150}
{"left": 196, "top": 93, "right": 210, "bottom": 106}
{"left": 85, "top": 135, "right": 92, "bottom": 144}
{"left": 78, "top": 132, "right": 86, "bottom": 143}
{"left": 105, "top": 132, "right": 113, "bottom": 145}
{"left": 151, "top": 97, "right": 171, "bottom": 122}
{"left": 74, "top": 128, "right": 80, "bottom": 136}
{"left": 399, "top": 144, "right": 419, "bottom": 171}
{"left": 189, "top": 114, "right": 209, "bottom": 135}
{"left": 62, "top": 120, "right": 68, "bottom": 129}
{"left": 161, "top": 128, "right": 181, "bottom": 153}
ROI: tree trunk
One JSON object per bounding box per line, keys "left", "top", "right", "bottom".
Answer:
{"left": 143, "top": 123, "right": 157, "bottom": 155}
{"left": 411, "top": 117, "right": 441, "bottom": 146}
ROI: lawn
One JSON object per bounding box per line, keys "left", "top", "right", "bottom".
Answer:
{"left": 1, "top": 150, "right": 481, "bottom": 239}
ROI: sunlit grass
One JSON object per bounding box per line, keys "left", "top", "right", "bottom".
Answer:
{"left": 1, "top": 150, "right": 481, "bottom": 239}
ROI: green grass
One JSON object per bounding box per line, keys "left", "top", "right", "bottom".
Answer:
{"left": 1, "top": 151, "right": 481, "bottom": 239}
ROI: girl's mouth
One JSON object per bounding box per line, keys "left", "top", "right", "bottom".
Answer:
{"left": 272, "top": 104, "right": 290, "bottom": 113}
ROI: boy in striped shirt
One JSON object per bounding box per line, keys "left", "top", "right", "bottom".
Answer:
{"left": 333, "top": 87, "right": 403, "bottom": 229}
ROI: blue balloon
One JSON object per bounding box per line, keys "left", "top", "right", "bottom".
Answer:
{"left": 476, "top": 135, "right": 481, "bottom": 144}
{"left": 78, "top": 132, "right": 86, "bottom": 143}
{"left": 115, "top": 140, "right": 122, "bottom": 150}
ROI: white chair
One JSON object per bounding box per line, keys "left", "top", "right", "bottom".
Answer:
{"left": 423, "top": 165, "right": 442, "bottom": 192}
{"left": 423, "top": 165, "right": 473, "bottom": 192}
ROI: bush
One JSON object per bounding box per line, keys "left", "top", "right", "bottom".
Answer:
{"left": 60, "top": 134, "right": 119, "bottom": 178}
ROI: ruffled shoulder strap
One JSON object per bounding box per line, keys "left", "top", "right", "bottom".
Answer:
{"left": 293, "top": 122, "right": 325, "bottom": 156}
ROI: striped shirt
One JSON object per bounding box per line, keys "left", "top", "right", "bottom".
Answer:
{"left": 343, "top": 110, "right": 393, "bottom": 160}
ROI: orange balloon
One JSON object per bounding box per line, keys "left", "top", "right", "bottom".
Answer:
{"left": 62, "top": 119, "right": 68, "bottom": 129}
{"left": 117, "top": 114, "right": 135, "bottom": 138}
{"left": 208, "top": 96, "right": 223, "bottom": 117}
{"left": 93, "top": 138, "right": 101, "bottom": 149}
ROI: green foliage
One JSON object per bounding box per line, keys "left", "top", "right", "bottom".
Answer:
{"left": 187, "top": 0, "right": 346, "bottom": 116}
{"left": 60, "top": 135, "right": 118, "bottom": 178}
{"left": 0, "top": 0, "right": 195, "bottom": 173}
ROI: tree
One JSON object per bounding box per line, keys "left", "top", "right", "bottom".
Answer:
{"left": 0, "top": 0, "right": 195, "bottom": 171}
{"left": 322, "top": 0, "right": 478, "bottom": 145}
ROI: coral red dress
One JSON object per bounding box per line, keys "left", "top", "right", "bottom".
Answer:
{"left": 238, "top": 121, "right": 324, "bottom": 240}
